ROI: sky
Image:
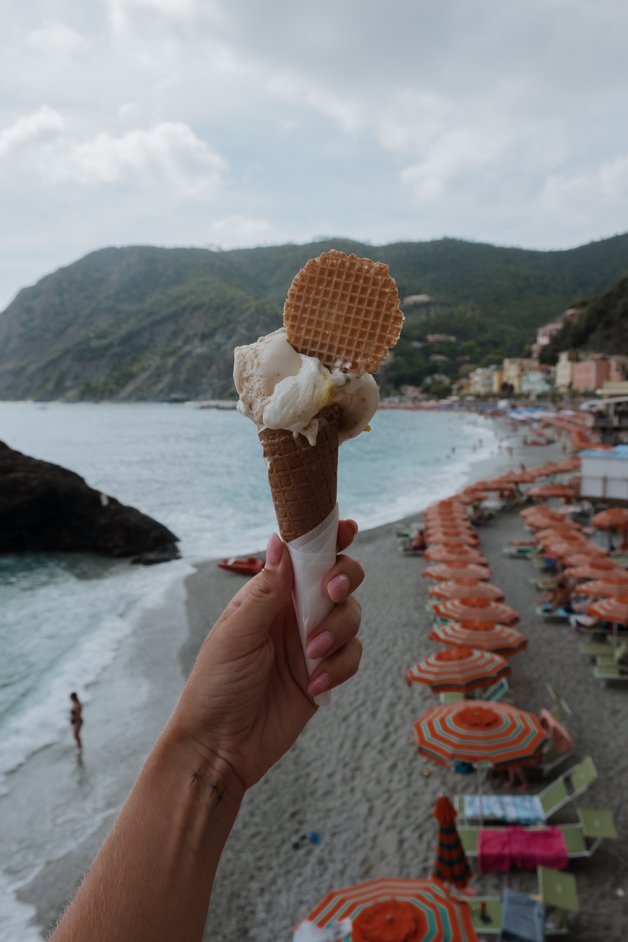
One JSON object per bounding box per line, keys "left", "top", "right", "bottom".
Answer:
{"left": 2, "top": 0, "right": 628, "bottom": 309}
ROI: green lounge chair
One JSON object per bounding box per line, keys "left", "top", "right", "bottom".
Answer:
{"left": 458, "top": 805, "right": 617, "bottom": 864}
{"left": 477, "top": 677, "right": 509, "bottom": 701}
{"left": 454, "top": 756, "right": 597, "bottom": 825}
{"left": 535, "top": 605, "right": 571, "bottom": 623}
{"left": 594, "top": 641, "right": 628, "bottom": 682}
{"left": 469, "top": 866, "right": 579, "bottom": 937}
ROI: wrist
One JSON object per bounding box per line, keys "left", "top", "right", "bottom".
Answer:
{"left": 158, "top": 720, "right": 246, "bottom": 812}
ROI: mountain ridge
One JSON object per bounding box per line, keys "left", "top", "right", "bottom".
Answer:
{"left": 1, "top": 234, "right": 628, "bottom": 400}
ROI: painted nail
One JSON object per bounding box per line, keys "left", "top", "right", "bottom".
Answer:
{"left": 306, "top": 630, "right": 334, "bottom": 659}
{"left": 308, "top": 672, "right": 332, "bottom": 697}
{"left": 327, "top": 573, "right": 350, "bottom": 602}
{"left": 265, "top": 533, "right": 283, "bottom": 570}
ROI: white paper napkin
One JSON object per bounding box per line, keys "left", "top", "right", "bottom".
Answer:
{"left": 286, "top": 504, "right": 339, "bottom": 707}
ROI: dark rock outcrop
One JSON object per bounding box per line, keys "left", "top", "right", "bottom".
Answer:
{"left": 0, "top": 441, "right": 179, "bottom": 563}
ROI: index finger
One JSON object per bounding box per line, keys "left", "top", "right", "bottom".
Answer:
{"left": 337, "top": 519, "right": 358, "bottom": 552}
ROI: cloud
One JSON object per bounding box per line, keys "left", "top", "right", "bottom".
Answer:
{"left": 540, "top": 154, "right": 628, "bottom": 229}
{"left": 0, "top": 106, "right": 64, "bottom": 159}
{"left": 62, "top": 123, "right": 227, "bottom": 196}
{"left": 26, "top": 20, "right": 88, "bottom": 58}
{"left": 207, "top": 214, "right": 271, "bottom": 244}
{"left": 0, "top": 110, "right": 227, "bottom": 198}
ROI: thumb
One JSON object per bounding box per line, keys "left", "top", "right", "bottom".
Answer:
{"left": 215, "top": 533, "right": 293, "bottom": 646}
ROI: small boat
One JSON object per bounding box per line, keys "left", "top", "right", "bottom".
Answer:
{"left": 218, "top": 555, "right": 264, "bottom": 576}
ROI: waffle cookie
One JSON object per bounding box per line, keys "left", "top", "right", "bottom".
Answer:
{"left": 263, "top": 250, "right": 402, "bottom": 541}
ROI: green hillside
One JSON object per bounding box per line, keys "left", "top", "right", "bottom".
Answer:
{"left": 1, "top": 234, "right": 627, "bottom": 400}
{"left": 540, "top": 275, "right": 628, "bottom": 364}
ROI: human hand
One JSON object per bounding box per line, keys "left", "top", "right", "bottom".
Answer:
{"left": 169, "top": 521, "right": 363, "bottom": 790}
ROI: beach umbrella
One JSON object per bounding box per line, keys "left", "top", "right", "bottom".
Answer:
{"left": 567, "top": 559, "right": 624, "bottom": 580}
{"left": 591, "top": 508, "right": 628, "bottom": 531}
{"left": 578, "top": 574, "right": 628, "bottom": 598}
{"left": 587, "top": 595, "right": 628, "bottom": 626}
{"left": 429, "top": 581, "right": 504, "bottom": 601}
{"left": 591, "top": 507, "right": 628, "bottom": 550}
{"left": 424, "top": 547, "right": 487, "bottom": 565}
{"left": 304, "top": 876, "right": 478, "bottom": 942}
{"left": 406, "top": 647, "right": 510, "bottom": 694}
{"left": 430, "top": 622, "right": 527, "bottom": 656}
{"left": 431, "top": 598, "right": 520, "bottom": 627}
{"left": 431, "top": 796, "right": 472, "bottom": 890}
{"left": 424, "top": 535, "right": 479, "bottom": 550}
{"left": 424, "top": 540, "right": 481, "bottom": 553}
{"left": 413, "top": 701, "right": 547, "bottom": 771}
{"left": 528, "top": 484, "right": 576, "bottom": 502}
{"left": 423, "top": 564, "right": 491, "bottom": 582}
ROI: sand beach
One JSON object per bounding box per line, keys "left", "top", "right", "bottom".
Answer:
{"left": 11, "top": 425, "right": 628, "bottom": 941}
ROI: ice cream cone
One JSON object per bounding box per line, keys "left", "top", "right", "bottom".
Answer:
{"left": 259, "top": 405, "right": 339, "bottom": 542}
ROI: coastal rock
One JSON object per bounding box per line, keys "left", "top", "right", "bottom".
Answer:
{"left": 0, "top": 441, "right": 179, "bottom": 563}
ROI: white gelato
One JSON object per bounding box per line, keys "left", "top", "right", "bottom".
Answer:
{"left": 234, "top": 328, "right": 378, "bottom": 445}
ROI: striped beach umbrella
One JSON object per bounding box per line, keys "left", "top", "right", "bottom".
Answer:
{"left": 429, "top": 581, "right": 504, "bottom": 601}
{"left": 577, "top": 578, "right": 628, "bottom": 597}
{"left": 424, "top": 529, "right": 479, "bottom": 547}
{"left": 528, "top": 484, "right": 576, "bottom": 501}
{"left": 305, "top": 876, "right": 478, "bottom": 942}
{"left": 413, "top": 701, "right": 547, "bottom": 770}
{"left": 423, "top": 564, "right": 491, "bottom": 582}
{"left": 431, "top": 796, "right": 472, "bottom": 890}
{"left": 567, "top": 558, "right": 623, "bottom": 580}
{"left": 592, "top": 508, "right": 628, "bottom": 530}
{"left": 432, "top": 598, "right": 520, "bottom": 627}
{"left": 588, "top": 595, "right": 628, "bottom": 626}
{"left": 424, "top": 547, "right": 487, "bottom": 565}
{"left": 406, "top": 647, "right": 510, "bottom": 694}
{"left": 430, "top": 622, "right": 527, "bottom": 656}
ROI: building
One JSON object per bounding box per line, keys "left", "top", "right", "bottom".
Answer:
{"left": 582, "top": 396, "right": 628, "bottom": 445}
{"left": 555, "top": 351, "right": 576, "bottom": 392}
{"left": 531, "top": 321, "right": 563, "bottom": 358}
{"left": 502, "top": 358, "right": 537, "bottom": 394}
{"left": 580, "top": 445, "right": 628, "bottom": 500}
{"left": 469, "top": 366, "right": 499, "bottom": 396}
{"left": 571, "top": 357, "right": 611, "bottom": 393}
{"left": 492, "top": 367, "right": 505, "bottom": 394}
{"left": 521, "top": 366, "right": 555, "bottom": 398}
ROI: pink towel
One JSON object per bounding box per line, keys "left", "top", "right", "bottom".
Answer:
{"left": 478, "top": 826, "right": 568, "bottom": 872}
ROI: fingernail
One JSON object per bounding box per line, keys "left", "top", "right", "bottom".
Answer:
{"left": 265, "top": 533, "right": 283, "bottom": 570}
{"left": 327, "top": 574, "right": 350, "bottom": 603}
{"left": 308, "top": 672, "right": 331, "bottom": 697}
{"left": 306, "top": 630, "right": 334, "bottom": 659}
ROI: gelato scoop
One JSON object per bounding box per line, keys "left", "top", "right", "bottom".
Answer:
{"left": 234, "top": 327, "right": 379, "bottom": 446}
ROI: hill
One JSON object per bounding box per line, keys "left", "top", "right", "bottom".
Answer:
{"left": 540, "top": 275, "right": 628, "bottom": 364}
{"left": 1, "top": 235, "right": 628, "bottom": 400}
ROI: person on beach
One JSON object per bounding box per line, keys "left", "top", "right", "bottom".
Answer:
{"left": 69, "top": 692, "right": 83, "bottom": 751}
{"left": 51, "top": 522, "right": 363, "bottom": 942}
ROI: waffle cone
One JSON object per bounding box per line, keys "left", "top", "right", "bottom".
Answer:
{"left": 259, "top": 405, "right": 339, "bottom": 542}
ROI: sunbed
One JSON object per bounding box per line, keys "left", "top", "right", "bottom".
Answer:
{"left": 535, "top": 605, "right": 572, "bottom": 623}
{"left": 470, "top": 866, "right": 579, "bottom": 938}
{"left": 594, "top": 641, "right": 628, "bottom": 682}
{"left": 454, "top": 756, "right": 597, "bottom": 825}
{"left": 458, "top": 806, "right": 617, "bottom": 867}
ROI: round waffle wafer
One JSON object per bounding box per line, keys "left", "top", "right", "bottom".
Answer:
{"left": 284, "top": 249, "right": 403, "bottom": 374}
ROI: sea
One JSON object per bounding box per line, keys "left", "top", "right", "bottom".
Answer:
{"left": 0, "top": 401, "right": 500, "bottom": 938}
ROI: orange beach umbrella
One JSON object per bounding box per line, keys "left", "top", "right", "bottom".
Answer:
{"left": 406, "top": 647, "right": 510, "bottom": 694}
{"left": 431, "top": 796, "right": 472, "bottom": 890}
{"left": 588, "top": 595, "right": 628, "bottom": 626}
{"left": 423, "top": 564, "right": 491, "bottom": 582}
{"left": 414, "top": 701, "right": 547, "bottom": 770}
{"left": 424, "top": 547, "right": 487, "bottom": 565}
{"left": 591, "top": 508, "right": 628, "bottom": 530}
{"left": 430, "top": 622, "right": 527, "bottom": 656}
{"left": 432, "top": 598, "right": 520, "bottom": 627}
{"left": 304, "top": 876, "right": 478, "bottom": 942}
{"left": 429, "top": 581, "right": 505, "bottom": 602}
{"left": 528, "top": 484, "right": 576, "bottom": 502}
{"left": 567, "top": 559, "right": 624, "bottom": 580}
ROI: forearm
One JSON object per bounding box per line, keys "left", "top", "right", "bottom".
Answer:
{"left": 51, "top": 726, "right": 244, "bottom": 942}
